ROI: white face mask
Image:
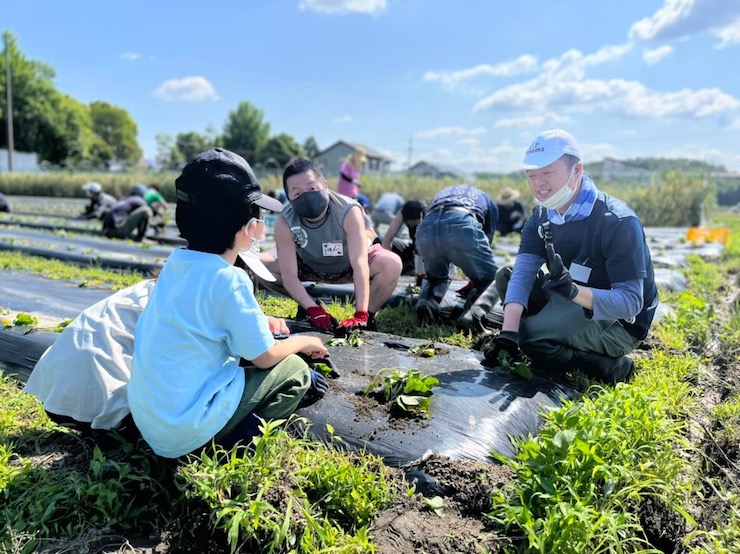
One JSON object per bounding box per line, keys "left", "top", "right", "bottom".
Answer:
{"left": 538, "top": 166, "right": 578, "bottom": 210}
{"left": 241, "top": 218, "right": 265, "bottom": 251}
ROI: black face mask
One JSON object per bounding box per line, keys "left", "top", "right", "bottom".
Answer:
{"left": 291, "top": 190, "right": 329, "bottom": 219}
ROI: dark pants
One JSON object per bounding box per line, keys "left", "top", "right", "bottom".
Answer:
{"left": 495, "top": 266, "right": 639, "bottom": 382}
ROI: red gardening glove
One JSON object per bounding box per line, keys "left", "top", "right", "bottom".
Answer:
{"left": 306, "top": 306, "right": 336, "bottom": 331}
{"left": 336, "top": 310, "right": 369, "bottom": 335}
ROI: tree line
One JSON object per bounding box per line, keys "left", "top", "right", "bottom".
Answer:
{"left": 0, "top": 31, "right": 320, "bottom": 171}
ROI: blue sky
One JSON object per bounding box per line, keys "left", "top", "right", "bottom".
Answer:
{"left": 5, "top": 0, "right": 740, "bottom": 173}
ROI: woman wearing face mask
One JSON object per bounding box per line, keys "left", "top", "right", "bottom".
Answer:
{"left": 478, "top": 129, "right": 658, "bottom": 385}
{"left": 260, "top": 158, "right": 402, "bottom": 335}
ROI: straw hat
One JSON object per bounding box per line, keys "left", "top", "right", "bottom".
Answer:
{"left": 496, "top": 187, "right": 520, "bottom": 204}
{"left": 348, "top": 149, "right": 367, "bottom": 168}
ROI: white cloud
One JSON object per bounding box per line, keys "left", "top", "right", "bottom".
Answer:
{"left": 494, "top": 113, "right": 570, "bottom": 129}
{"left": 540, "top": 44, "right": 632, "bottom": 81}
{"left": 299, "top": 0, "right": 386, "bottom": 15}
{"left": 457, "top": 138, "right": 480, "bottom": 146}
{"left": 332, "top": 114, "right": 353, "bottom": 123}
{"left": 423, "top": 55, "right": 538, "bottom": 91}
{"left": 120, "top": 52, "right": 141, "bottom": 62}
{"left": 154, "top": 76, "right": 219, "bottom": 102}
{"left": 643, "top": 45, "right": 674, "bottom": 64}
{"left": 474, "top": 75, "right": 740, "bottom": 119}
{"left": 415, "top": 126, "right": 486, "bottom": 139}
{"left": 713, "top": 19, "right": 740, "bottom": 48}
{"left": 628, "top": 0, "right": 740, "bottom": 43}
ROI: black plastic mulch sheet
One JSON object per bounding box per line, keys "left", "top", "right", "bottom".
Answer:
{"left": 0, "top": 329, "right": 56, "bottom": 382}
{"left": 291, "top": 328, "right": 577, "bottom": 464}
{"left": 1, "top": 315, "right": 576, "bottom": 466}
{"left": 1, "top": 271, "right": 115, "bottom": 319}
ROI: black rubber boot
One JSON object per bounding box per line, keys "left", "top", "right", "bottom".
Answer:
{"left": 571, "top": 351, "right": 635, "bottom": 384}
{"left": 415, "top": 277, "right": 450, "bottom": 324}
{"left": 134, "top": 219, "right": 149, "bottom": 242}
{"left": 455, "top": 280, "right": 498, "bottom": 335}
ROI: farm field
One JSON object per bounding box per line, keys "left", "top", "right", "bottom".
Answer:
{"left": 0, "top": 194, "right": 739, "bottom": 553}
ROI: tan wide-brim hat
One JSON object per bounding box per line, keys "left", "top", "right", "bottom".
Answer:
{"left": 496, "top": 187, "right": 520, "bottom": 204}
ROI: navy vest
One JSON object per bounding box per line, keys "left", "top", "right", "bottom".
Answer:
{"left": 523, "top": 192, "right": 658, "bottom": 340}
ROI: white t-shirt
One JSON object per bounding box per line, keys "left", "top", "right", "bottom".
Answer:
{"left": 24, "top": 280, "right": 155, "bottom": 430}
{"left": 127, "top": 248, "right": 275, "bottom": 458}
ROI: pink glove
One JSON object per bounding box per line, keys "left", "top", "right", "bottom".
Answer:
{"left": 306, "top": 306, "right": 336, "bottom": 331}
{"left": 337, "top": 310, "right": 369, "bottom": 332}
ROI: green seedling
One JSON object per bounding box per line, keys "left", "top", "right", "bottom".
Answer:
{"left": 55, "top": 318, "right": 73, "bottom": 332}
{"left": 404, "top": 283, "right": 421, "bottom": 295}
{"left": 312, "top": 362, "right": 334, "bottom": 377}
{"left": 493, "top": 350, "right": 532, "bottom": 379}
{"left": 326, "top": 329, "right": 365, "bottom": 347}
{"left": 409, "top": 341, "right": 436, "bottom": 357}
{"left": 423, "top": 496, "right": 445, "bottom": 517}
{"left": 2, "top": 312, "right": 39, "bottom": 329}
{"left": 364, "top": 367, "right": 440, "bottom": 417}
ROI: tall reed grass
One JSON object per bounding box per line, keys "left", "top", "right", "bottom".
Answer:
{"left": 0, "top": 170, "right": 716, "bottom": 227}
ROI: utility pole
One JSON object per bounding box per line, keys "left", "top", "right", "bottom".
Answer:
{"left": 406, "top": 136, "right": 413, "bottom": 170}
{"left": 4, "top": 35, "right": 14, "bottom": 172}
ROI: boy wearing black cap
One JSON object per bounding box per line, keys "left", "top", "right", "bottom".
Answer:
{"left": 128, "top": 148, "right": 329, "bottom": 458}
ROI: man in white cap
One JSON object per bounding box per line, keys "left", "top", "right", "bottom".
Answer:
{"left": 77, "top": 182, "right": 117, "bottom": 220}
{"left": 480, "top": 129, "right": 658, "bottom": 383}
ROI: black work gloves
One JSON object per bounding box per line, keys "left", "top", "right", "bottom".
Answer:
{"left": 482, "top": 331, "right": 521, "bottom": 368}
{"left": 542, "top": 243, "right": 579, "bottom": 300}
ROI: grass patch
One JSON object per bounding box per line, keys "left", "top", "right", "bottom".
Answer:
{"left": 488, "top": 353, "right": 698, "bottom": 553}
{"left": 177, "top": 418, "right": 396, "bottom": 553}
{"left": 0, "top": 250, "right": 145, "bottom": 290}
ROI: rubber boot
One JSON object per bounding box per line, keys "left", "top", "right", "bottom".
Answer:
{"left": 571, "top": 351, "right": 635, "bottom": 384}
{"left": 455, "top": 280, "right": 498, "bottom": 336}
{"left": 415, "top": 277, "right": 450, "bottom": 324}
{"left": 134, "top": 218, "right": 149, "bottom": 242}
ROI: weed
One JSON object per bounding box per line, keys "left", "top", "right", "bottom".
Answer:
{"left": 177, "top": 417, "right": 394, "bottom": 553}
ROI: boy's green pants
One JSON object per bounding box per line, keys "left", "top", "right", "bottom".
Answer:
{"left": 215, "top": 354, "right": 310, "bottom": 440}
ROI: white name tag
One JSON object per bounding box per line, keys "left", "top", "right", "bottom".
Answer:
{"left": 322, "top": 241, "right": 344, "bottom": 257}
{"left": 569, "top": 262, "right": 591, "bottom": 284}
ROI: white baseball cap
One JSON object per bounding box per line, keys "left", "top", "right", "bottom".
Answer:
{"left": 81, "top": 182, "right": 102, "bottom": 196}
{"left": 523, "top": 129, "right": 581, "bottom": 169}
{"left": 238, "top": 242, "right": 276, "bottom": 283}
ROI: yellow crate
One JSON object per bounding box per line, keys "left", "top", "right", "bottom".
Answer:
{"left": 685, "top": 227, "right": 730, "bottom": 245}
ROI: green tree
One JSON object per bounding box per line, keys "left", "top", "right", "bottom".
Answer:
{"left": 0, "top": 31, "right": 86, "bottom": 165}
{"left": 222, "top": 101, "right": 270, "bottom": 163}
{"left": 155, "top": 132, "right": 184, "bottom": 170}
{"left": 57, "top": 94, "right": 98, "bottom": 167}
{"left": 89, "top": 100, "right": 142, "bottom": 167}
{"left": 261, "top": 133, "right": 305, "bottom": 168}
{"left": 176, "top": 131, "right": 211, "bottom": 163}
{"left": 303, "top": 136, "right": 320, "bottom": 160}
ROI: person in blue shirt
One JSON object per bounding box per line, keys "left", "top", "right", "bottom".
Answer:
{"left": 482, "top": 129, "right": 658, "bottom": 383}
{"left": 414, "top": 184, "right": 499, "bottom": 329}
{"left": 128, "top": 148, "right": 330, "bottom": 458}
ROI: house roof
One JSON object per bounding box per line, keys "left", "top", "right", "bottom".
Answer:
{"left": 317, "top": 140, "right": 393, "bottom": 162}
{"left": 408, "top": 160, "right": 461, "bottom": 175}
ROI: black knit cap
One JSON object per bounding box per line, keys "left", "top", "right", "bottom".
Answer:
{"left": 175, "top": 148, "right": 283, "bottom": 213}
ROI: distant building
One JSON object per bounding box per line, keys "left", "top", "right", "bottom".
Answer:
{"left": 314, "top": 140, "right": 392, "bottom": 176}
{"left": 407, "top": 160, "right": 461, "bottom": 178}
{"left": 598, "top": 157, "right": 653, "bottom": 183}
{"left": 0, "top": 150, "right": 40, "bottom": 172}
